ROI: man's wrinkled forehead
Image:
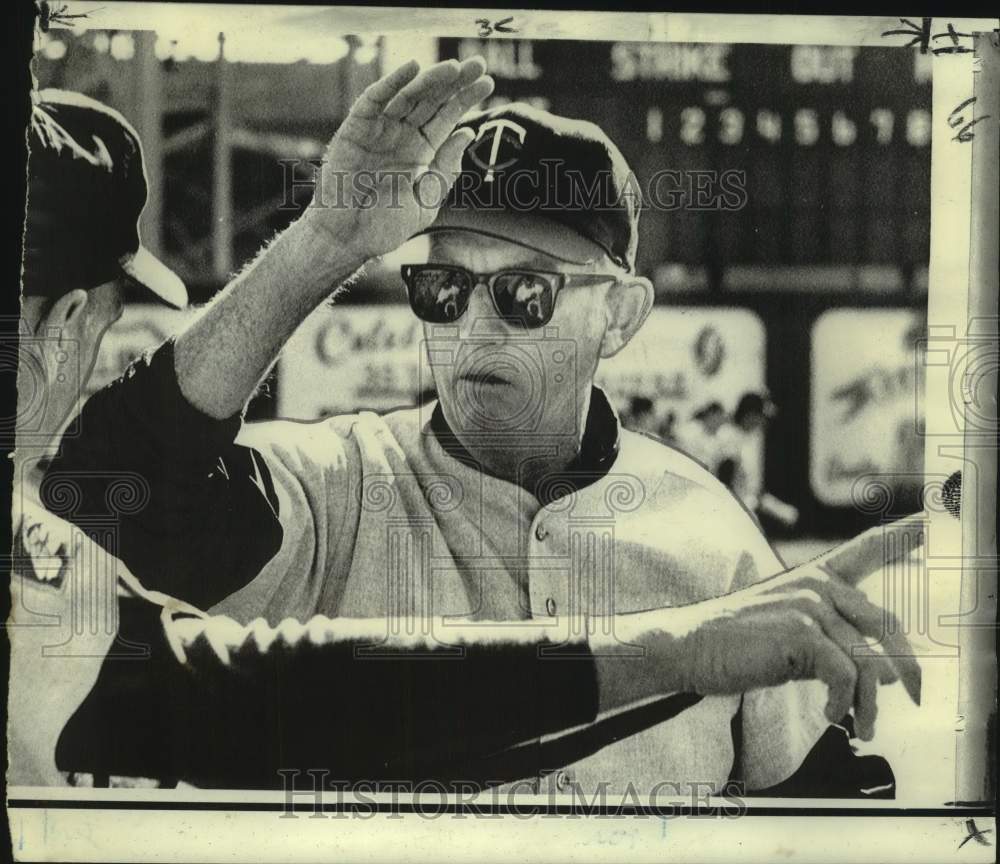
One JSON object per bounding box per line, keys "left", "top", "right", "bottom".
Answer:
{"left": 427, "top": 230, "right": 570, "bottom": 271}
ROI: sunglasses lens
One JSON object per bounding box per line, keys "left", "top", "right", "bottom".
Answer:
{"left": 491, "top": 272, "right": 557, "bottom": 328}
{"left": 404, "top": 267, "right": 470, "bottom": 323}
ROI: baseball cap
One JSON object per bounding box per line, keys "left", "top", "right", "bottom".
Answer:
{"left": 418, "top": 103, "right": 641, "bottom": 273}
{"left": 21, "top": 89, "right": 186, "bottom": 308}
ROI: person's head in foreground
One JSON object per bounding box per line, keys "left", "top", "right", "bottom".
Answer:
{"left": 401, "top": 103, "right": 653, "bottom": 480}
{"left": 17, "top": 89, "right": 186, "bottom": 456}
{"left": 732, "top": 391, "right": 777, "bottom": 433}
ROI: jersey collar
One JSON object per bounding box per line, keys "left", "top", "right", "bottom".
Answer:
{"left": 429, "top": 387, "right": 621, "bottom": 505}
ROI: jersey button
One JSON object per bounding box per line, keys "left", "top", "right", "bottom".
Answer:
{"left": 535, "top": 523, "right": 549, "bottom": 541}
{"left": 545, "top": 596, "right": 557, "bottom": 616}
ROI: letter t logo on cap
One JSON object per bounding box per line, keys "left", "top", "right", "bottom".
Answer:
{"left": 471, "top": 119, "right": 527, "bottom": 182}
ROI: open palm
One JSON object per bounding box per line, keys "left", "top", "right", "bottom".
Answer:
{"left": 310, "top": 57, "right": 494, "bottom": 260}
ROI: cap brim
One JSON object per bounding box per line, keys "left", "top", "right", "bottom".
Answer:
{"left": 120, "top": 246, "right": 188, "bottom": 309}
{"left": 417, "top": 208, "right": 605, "bottom": 267}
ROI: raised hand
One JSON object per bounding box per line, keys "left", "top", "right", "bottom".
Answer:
{"left": 306, "top": 57, "right": 495, "bottom": 261}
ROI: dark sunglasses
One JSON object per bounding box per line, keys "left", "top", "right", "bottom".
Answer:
{"left": 401, "top": 264, "right": 615, "bottom": 329}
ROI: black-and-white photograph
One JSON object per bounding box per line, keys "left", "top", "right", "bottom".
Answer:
{"left": 4, "top": 3, "right": 998, "bottom": 861}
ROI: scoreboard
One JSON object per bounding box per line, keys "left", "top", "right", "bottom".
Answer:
{"left": 438, "top": 39, "right": 932, "bottom": 289}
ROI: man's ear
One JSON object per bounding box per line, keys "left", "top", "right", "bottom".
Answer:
{"left": 599, "top": 276, "right": 654, "bottom": 359}
{"left": 45, "top": 290, "right": 90, "bottom": 346}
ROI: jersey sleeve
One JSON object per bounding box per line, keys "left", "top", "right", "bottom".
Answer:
{"left": 55, "top": 599, "right": 601, "bottom": 787}
{"left": 41, "top": 339, "right": 283, "bottom": 610}
{"left": 206, "top": 415, "right": 361, "bottom": 623}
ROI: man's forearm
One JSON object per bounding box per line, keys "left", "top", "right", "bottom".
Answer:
{"left": 590, "top": 610, "right": 694, "bottom": 715}
{"left": 163, "top": 613, "right": 697, "bottom": 784}
{"left": 174, "top": 215, "right": 369, "bottom": 420}
{"left": 173, "top": 58, "right": 493, "bottom": 421}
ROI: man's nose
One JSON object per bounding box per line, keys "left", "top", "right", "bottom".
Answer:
{"left": 460, "top": 282, "right": 509, "bottom": 338}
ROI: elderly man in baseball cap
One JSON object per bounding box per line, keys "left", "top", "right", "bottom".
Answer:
{"left": 40, "top": 60, "right": 919, "bottom": 794}
{"left": 399, "top": 100, "right": 651, "bottom": 498}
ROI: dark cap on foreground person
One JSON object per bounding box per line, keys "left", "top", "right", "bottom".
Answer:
{"left": 417, "top": 102, "right": 641, "bottom": 273}
{"left": 21, "top": 88, "right": 187, "bottom": 309}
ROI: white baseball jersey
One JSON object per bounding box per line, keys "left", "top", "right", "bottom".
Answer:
{"left": 209, "top": 388, "right": 829, "bottom": 795}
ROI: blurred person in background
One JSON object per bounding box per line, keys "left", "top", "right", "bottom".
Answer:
{"left": 673, "top": 400, "right": 728, "bottom": 471}
{"left": 717, "top": 391, "right": 799, "bottom": 530}
{"left": 620, "top": 393, "right": 659, "bottom": 437}
{"left": 657, "top": 407, "right": 677, "bottom": 444}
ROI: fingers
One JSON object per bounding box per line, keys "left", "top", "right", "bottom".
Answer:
{"left": 427, "top": 127, "right": 475, "bottom": 180}
{"left": 808, "top": 631, "right": 858, "bottom": 724}
{"left": 383, "top": 58, "right": 466, "bottom": 120}
{"left": 420, "top": 74, "right": 496, "bottom": 147}
{"left": 878, "top": 662, "right": 899, "bottom": 685}
{"left": 814, "top": 512, "right": 926, "bottom": 587}
{"left": 402, "top": 57, "right": 488, "bottom": 128}
{"left": 775, "top": 514, "right": 926, "bottom": 708}
{"left": 822, "top": 577, "right": 922, "bottom": 706}
{"left": 456, "top": 55, "right": 488, "bottom": 86}
{"left": 346, "top": 58, "right": 491, "bottom": 159}
{"left": 794, "top": 596, "right": 887, "bottom": 740}
{"left": 353, "top": 59, "right": 420, "bottom": 117}
{"left": 853, "top": 660, "right": 880, "bottom": 740}
{"left": 414, "top": 128, "right": 476, "bottom": 217}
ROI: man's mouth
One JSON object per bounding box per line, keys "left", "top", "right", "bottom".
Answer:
{"left": 458, "top": 371, "right": 511, "bottom": 386}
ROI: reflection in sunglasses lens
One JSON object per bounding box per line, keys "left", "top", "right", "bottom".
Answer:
{"left": 494, "top": 273, "right": 553, "bottom": 328}
{"left": 416, "top": 268, "right": 468, "bottom": 323}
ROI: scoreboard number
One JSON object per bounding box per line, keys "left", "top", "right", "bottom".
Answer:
{"left": 680, "top": 106, "right": 706, "bottom": 145}
{"left": 831, "top": 110, "right": 858, "bottom": 146}
{"left": 648, "top": 106, "right": 928, "bottom": 148}
{"left": 794, "top": 108, "right": 820, "bottom": 145}
{"left": 869, "top": 108, "right": 894, "bottom": 144}
{"left": 718, "top": 107, "right": 744, "bottom": 145}
{"left": 906, "top": 108, "right": 931, "bottom": 146}
{"left": 756, "top": 109, "right": 782, "bottom": 143}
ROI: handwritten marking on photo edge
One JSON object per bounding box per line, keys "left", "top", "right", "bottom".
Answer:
{"left": 959, "top": 819, "right": 993, "bottom": 849}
